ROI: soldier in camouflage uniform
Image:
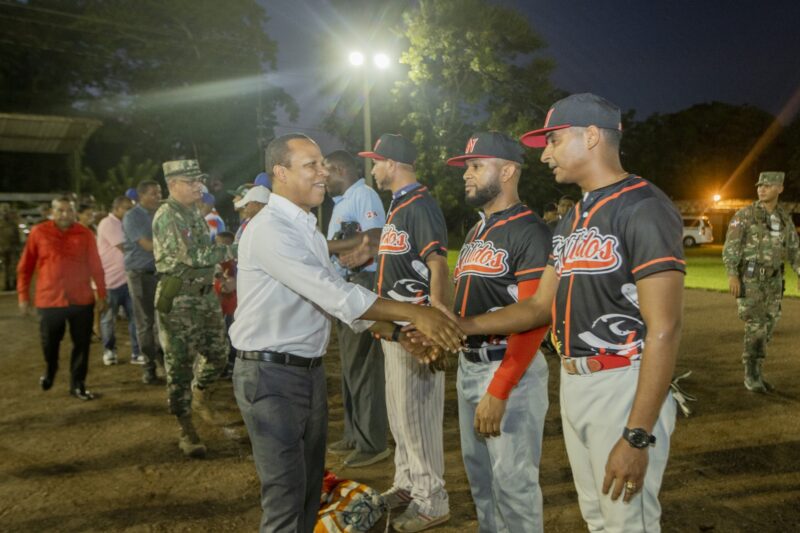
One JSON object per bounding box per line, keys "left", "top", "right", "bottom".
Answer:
{"left": 153, "top": 159, "right": 236, "bottom": 457}
{"left": 723, "top": 171, "right": 800, "bottom": 393}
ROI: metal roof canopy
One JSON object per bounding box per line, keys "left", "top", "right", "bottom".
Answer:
{"left": 0, "top": 113, "right": 102, "bottom": 154}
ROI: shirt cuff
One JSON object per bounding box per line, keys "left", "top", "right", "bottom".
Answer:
{"left": 337, "top": 283, "right": 378, "bottom": 330}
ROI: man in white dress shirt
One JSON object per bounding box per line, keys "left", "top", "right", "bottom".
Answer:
{"left": 230, "top": 133, "right": 463, "bottom": 533}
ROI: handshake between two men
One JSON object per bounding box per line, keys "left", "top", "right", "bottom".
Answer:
{"left": 363, "top": 300, "right": 463, "bottom": 373}
{"left": 338, "top": 232, "right": 462, "bottom": 371}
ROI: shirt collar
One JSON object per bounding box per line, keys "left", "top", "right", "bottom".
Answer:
{"left": 392, "top": 182, "right": 422, "bottom": 201}
{"left": 479, "top": 202, "right": 524, "bottom": 223}
{"left": 269, "top": 192, "right": 318, "bottom": 230}
{"left": 580, "top": 174, "right": 637, "bottom": 211}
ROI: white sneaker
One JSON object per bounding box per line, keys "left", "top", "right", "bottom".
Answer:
{"left": 103, "top": 349, "right": 118, "bottom": 366}
{"left": 392, "top": 503, "right": 450, "bottom": 532}
{"left": 130, "top": 353, "right": 146, "bottom": 365}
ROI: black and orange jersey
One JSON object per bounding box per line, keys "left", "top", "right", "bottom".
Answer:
{"left": 454, "top": 203, "right": 552, "bottom": 349}
{"left": 548, "top": 175, "right": 685, "bottom": 359}
{"left": 377, "top": 184, "right": 448, "bottom": 304}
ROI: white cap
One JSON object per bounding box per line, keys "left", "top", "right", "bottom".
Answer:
{"left": 234, "top": 185, "right": 271, "bottom": 209}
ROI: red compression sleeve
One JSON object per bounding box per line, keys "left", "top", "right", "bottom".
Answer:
{"left": 486, "top": 278, "right": 549, "bottom": 400}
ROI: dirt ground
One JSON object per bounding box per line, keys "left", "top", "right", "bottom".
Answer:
{"left": 0, "top": 289, "right": 798, "bottom": 532}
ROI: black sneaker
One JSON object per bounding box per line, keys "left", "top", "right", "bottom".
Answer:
{"left": 39, "top": 375, "right": 53, "bottom": 391}
{"left": 70, "top": 384, "right": 95, "bottom": 401}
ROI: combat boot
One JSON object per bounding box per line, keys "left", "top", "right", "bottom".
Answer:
{"left": 192, "top": 384, "right": 224, "bottom": 425}
{"left": 177, "top": 414, "right": 206, "bottom": 458}
{"left": 755, "top": 360, "right": 775, "bottom": 392}
{"left": 743, "top": 360, "right": 766, "bottom": 393}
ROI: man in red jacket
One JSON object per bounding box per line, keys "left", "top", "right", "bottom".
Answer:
{"left": 17, "top": 197, "right": 108, "bottom": 400}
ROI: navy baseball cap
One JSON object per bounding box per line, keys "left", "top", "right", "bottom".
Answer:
{"left": 520, "top": 93, "right": 622, "bottom": 148}
{"left": 358, "top": 133, "right": 417, "bottom": 165}
{"left": 125, "top": 188, "right": 138, "bottom": 201}
{"left": 254, "top": 172, "right": 272, "bottom": 190}
{"left": 446, "top": 131, "right": 524, "bottom": 167}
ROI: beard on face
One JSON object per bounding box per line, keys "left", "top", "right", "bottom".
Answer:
{"left": 465, "top": 179, "right": 501, "bottom": 207}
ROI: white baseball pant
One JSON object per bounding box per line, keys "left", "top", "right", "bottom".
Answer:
{"left": 381, "top": 340, "right": 449, "bottom": 516}
{"left": 560, "top": 363, "right": 677, "bottom": 533}
{"left": 457, "top": 351, "right": 549, "bottom": 532}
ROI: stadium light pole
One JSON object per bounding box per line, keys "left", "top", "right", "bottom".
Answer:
{"left": 349, "top": 51, "right": 391, "bottom": 186}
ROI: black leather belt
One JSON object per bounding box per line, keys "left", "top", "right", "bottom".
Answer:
{"left": 238, "top": 350, "right": 322, "bottom": 368}
{"left": 461, "top": 347, "right": 507, "bottom": 363}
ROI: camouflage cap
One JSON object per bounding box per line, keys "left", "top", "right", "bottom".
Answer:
{"left": 756, "top": 171, "right": 784, "bottom": 186}
{"left": 162, "top": 159, "right": 207, "bottom": 180}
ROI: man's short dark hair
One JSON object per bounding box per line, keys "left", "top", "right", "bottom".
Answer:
{"left": 111, "top": 196, "right": 131, "bottom": 210}
{"left": 324, "top": 150, "right": 359, "bottom": 180}
{"left": 78, "top": 203, "right": 94, "bottom": 213}
{"left": 51, "top": 196, "right": 73, "bottom": 208}
{"left": 559, "top": 195, "right": 575, "bottom": 204}
{"left": 544, "top": 202, "right": 558, "bottom": 213}
{"left": 265, "top": 133, "right": 314, "bottom": 172}
{"left": 137, "top": 180, "right": 160, "bottom": 195}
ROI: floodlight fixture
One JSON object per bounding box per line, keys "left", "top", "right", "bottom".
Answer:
{"left": 349, "top": 51, "right": 365, "bottom": 66}
{"left": 374, "top": 53, "right": 390, "bottom": 69}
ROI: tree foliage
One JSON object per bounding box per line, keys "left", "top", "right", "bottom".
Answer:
{"left": 322, "top": 0, "right": 566, "bottom": 238}
{"left": 0, "top": 0, "right": 297, "bottom": 194}
{"left": 621, "top": 102, "right": 797, "bottom": 200}
{"left": 81, "top": 155, "right": 159, "bottom": 207}
{"left": 395, "top": 0, "right": 568, "bottom": 236}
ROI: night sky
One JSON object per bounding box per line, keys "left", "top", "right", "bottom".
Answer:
{"left": 263, "top": 0, "right": 800, "bottom": 149}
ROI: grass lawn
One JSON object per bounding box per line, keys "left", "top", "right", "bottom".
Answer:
{"left": 446, "top": 244, "right": 799, "bottom": 298}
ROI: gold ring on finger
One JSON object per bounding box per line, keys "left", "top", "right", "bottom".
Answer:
{"left": 625, "top": 481, "right": 637, "bottom": 492}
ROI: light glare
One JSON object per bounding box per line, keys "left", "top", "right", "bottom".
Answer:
{"left": 713, "top": 194, "right": 721, "bottom": 202}
{"left": 374, "top": 53, "right": 390, "bottom": 69}
{"left": 349, "top": 51, "right": 364, "bottom": 66}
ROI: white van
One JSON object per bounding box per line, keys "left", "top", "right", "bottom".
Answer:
{"left": 682, "top": 216, "right": 713, "bottom": 247}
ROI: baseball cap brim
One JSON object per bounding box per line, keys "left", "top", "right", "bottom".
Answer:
{"left": 520, "top": 124, "right": 571, "bottom": 148}
{"left": 445, "top": 155, "right": 496, "bottom": 167}
{"left": 357, "top": 151, "right": 387, "bottom": 161}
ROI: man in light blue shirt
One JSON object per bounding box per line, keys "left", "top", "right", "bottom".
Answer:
{"left": 323, "top": 150, "right": 389, "bottom": 468}
{"left": 123, "top": 180, "right": 165, "bottom": 383}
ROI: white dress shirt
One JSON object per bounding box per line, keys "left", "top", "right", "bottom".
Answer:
{"left": 230, "top": 193, "right": 377, "bottom": 357}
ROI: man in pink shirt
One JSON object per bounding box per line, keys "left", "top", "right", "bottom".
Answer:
{"left": 97, "top": 196, "right": 141, "bottom": 366}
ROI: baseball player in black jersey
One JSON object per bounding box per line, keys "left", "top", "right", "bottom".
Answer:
{"left": 447, "top": 131, "right": 552, "bottom": 532}
{"left": 358, "top": 134, "right": 451, "bottom": 532}
{"left": 441, "top": 94, "right": 684, "bottom": 532}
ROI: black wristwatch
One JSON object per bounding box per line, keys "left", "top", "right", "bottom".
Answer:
{"left": 391, "top": 324, "right": 403, "bottom": 342}
{"left": 623, "top": 427, "right": 655, "bottom": 449}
